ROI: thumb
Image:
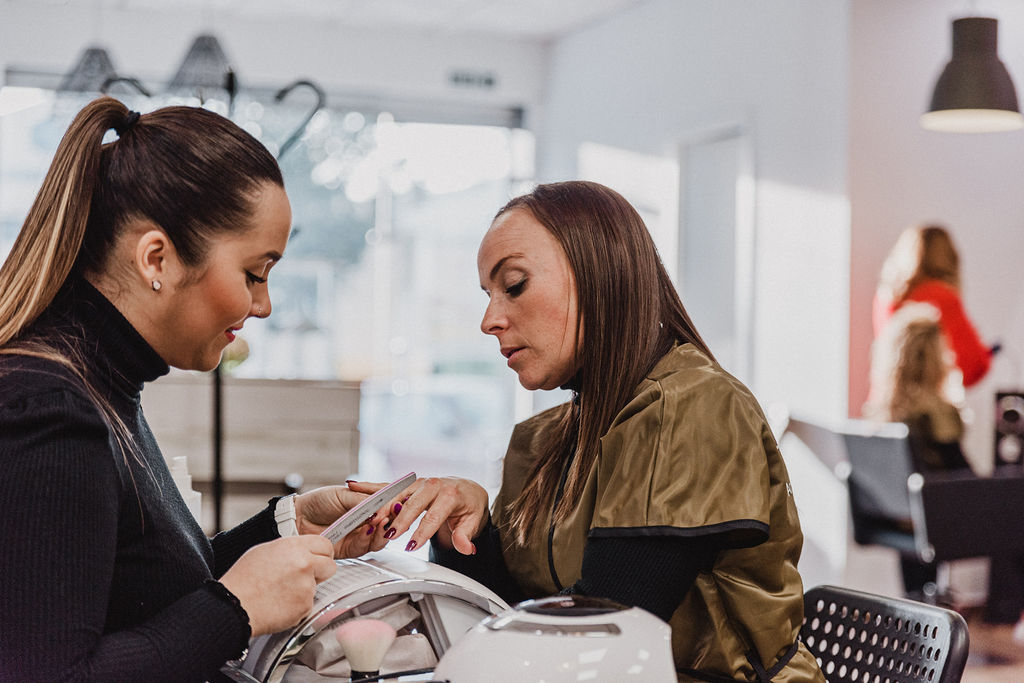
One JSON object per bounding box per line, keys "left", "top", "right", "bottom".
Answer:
{"left": 345, "top": 480, "right": 387, "bottom": 494}
{"left": 450, "top": 524, "right": 478, "bottom": 556}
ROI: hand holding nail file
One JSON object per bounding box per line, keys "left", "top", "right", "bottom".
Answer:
{"left": 321, "top": 472, "right": 416, "bottom": 544}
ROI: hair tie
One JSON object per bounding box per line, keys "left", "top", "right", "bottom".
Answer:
{"left": 114, "top": 110, "right": 141, "bottom": 136}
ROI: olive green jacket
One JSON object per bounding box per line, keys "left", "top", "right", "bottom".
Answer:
{"left": 492, "top": 344, "right": 824, "bottom": 682}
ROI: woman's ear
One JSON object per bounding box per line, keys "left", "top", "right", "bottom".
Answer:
{"left": 133, "top": 228, "right": 178, "bottom": 291}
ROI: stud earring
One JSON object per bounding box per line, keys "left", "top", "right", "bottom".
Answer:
{"left": 151, "top": 280, "right": 162, "bottom": 291}
{"left": 256, "top": 305, "right": 264, "bottom": 318}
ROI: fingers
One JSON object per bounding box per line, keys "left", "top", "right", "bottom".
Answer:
{"left": 345, "top": 480, "right": 387, "bottom": 494}
{"left": 381, "top": 478, "right": 444, "bottom": 545}
{"left": 313, "top": 556, "right": 337, "bottom": 583}
{"left": 381, "top": 477, "right": 487, "bottom": 554}
{"left": 292, "top": 535, "right": 338, "bottom": 582}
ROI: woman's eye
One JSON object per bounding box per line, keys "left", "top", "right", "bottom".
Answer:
{"left": 245, "top": 270, "right": 267, "bottom": 285}
{"left": 505, "top": 278, "right": 526, "bottom": 297}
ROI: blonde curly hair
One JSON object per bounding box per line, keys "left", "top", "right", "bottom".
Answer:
{"left": 865, "top": 303, "right": 961, "bottom": 423}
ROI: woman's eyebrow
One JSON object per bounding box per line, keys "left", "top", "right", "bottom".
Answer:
{"left": 488, "top": 254, "right": 523, "bottom": 281}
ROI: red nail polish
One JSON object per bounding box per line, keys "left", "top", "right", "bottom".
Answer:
{"left": 384, "top": 528, "right": 397, "bottom": 540}
{"left": 366, "top": 526, "right": 375, "bottom": 536}
{"left": 345, "top": 480, "right": 356, "bottom": 485}
{"left": 405, "top": 540, "right": 417, "bottom": 552}
{"left": 393, "top": 502, "right": 402, "bottom": 515}
{"left": 401, "top": 496, "right": 410, "bottom": 504}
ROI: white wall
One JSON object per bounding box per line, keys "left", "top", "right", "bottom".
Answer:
{"left": 537, "top": 0, "right": 851, "bottom": 421}
{"left": 850, "top": 0, "right": 1024, "bottom": 472}
{"left": 0, "top": 3, "right": 546, "bottom": 116}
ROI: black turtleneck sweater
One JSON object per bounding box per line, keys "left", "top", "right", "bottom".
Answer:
{"left": 0, "top": 277, "right": 279, "bottom": 682}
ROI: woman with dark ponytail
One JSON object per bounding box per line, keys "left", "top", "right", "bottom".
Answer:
{"left": 357, "top": 181, "right": 824, "bottom": 681}
{"left": 0, "top": 97, "right": 390, "bottom": 681}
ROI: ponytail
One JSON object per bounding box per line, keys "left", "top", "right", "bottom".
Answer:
{"left": 0, "top": 96, "right": 129, "bottom": 346}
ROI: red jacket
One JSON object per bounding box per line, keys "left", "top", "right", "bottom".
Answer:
{"left": 873, "top": 280, "right": 992, "bottom": 387}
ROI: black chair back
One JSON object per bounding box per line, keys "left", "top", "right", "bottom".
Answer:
{"left": 801, "top": 584, "right": 969, "bottom": 683}
{"left": 841, "top": 422, "right": 915, "bottom": 522}
{"left": 838, "top": 421, "right": 922, "bottom": 556}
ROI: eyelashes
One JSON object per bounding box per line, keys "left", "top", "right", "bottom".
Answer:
{"left": 245, "top": 270, "right": 267, "bottom": 285}
{"left": 505, "top": 278, "right": 526, "bottom": 297}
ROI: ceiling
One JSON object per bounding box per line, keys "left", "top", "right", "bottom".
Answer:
{"left": 18, "top": 0, "right": 648, "bottom": 40}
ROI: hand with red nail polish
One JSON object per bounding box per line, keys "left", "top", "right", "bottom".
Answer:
{"left": 350, "top": 476, "right": 489, "bottom": 556}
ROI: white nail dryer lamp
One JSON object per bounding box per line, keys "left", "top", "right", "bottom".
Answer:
{"left": 225, "top": 550, "right": 509, "bottom": 683}
{"left": 431, "top": 595, "right": 677, "bottom": 682}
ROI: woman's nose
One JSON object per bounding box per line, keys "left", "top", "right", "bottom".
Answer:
{"left": 251, "top": 295, "right": 271, "bottom": 319}
{"left": 480, "top": 300, "right": 507, "bottom": 335}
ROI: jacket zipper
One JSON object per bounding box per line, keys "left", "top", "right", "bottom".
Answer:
{"left": 546, "top": 451, "right": 574, "bottom": 591}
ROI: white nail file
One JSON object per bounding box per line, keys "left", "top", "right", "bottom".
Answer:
{"left": 320, "top": 472, "right": 417, "bottom": 544}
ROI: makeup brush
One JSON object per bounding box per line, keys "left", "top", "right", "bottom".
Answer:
{"left": 334, "top": 618, "right": 397, "bottom": 680}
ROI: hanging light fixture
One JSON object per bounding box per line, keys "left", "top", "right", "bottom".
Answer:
{"left": 168, "top": 33, "right": 235, "bottom": 95}
{"left": 58, "top": 46, "right": 118, "bottom": 92}
{"left": 921, "top": 16, "right": 1024, "bottom": 133}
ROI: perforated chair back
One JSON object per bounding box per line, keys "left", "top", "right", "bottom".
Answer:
{"left": 801, "top": 585, "right": 969, "bottom": 683}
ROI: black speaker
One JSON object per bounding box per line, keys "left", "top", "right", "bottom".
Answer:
{"left": 995, "top": 391, "right": 1024, "bottom": 468}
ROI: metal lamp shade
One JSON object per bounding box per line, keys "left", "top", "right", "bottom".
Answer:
{"left": 58, "top": 47, "right": 117, "bottom": 92}
{"left": 921, "top": 17, "right": 1024, "bottom": 133}
{"left": 168, "top": 34, "right": 233, "bottom": 92}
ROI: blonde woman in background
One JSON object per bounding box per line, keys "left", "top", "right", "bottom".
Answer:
{"left": 866, "top": 302, "right": 972, "bottom": 473}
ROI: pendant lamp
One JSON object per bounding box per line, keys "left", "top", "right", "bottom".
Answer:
{"left": 58, "top": 46, "right": 117, "bottom": 92}
{"left": 921, "top": 17, "right": 1024, "bottom": 133}
{"left": 168, "top": 34, "right": 233, "bottom": 92}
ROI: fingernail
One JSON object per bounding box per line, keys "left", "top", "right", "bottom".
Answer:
{"left": 366, "top": 526, "right": 375, "bottom": 536}
{"left": 401, "top": 496, "right": 410, "bottom": 504}
{"left": 384, "top": 528, "right": 397, "bottom": 540}
{"left": 405, "top": 540, "right": 417, "bottom": 552}
{"left": 365, "top": 514, "right": 375, "bottom": 524}
{"left": 392, "top": 502, "right": 402, "bottom": 515}
{"left": 346, "top": 480, "right": 356, "bottom": 484}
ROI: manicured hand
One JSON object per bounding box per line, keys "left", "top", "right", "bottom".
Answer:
{"left": 347, "top": 477, "right": 489, "bottom": 556}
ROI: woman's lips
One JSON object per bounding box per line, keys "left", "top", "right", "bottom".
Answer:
{"left": 503, "top": 347, "right": 524, "bottom": 366}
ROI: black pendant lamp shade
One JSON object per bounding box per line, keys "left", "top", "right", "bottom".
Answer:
{"left": 921, "top": 17, "right": 1023, "bottom": 133}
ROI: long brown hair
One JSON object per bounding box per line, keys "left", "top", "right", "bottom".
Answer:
{"left": 501, "top": 181, "right": 713, "bottom": 544}
{"left": 877, "top": 224, "right": 961, "bottom": 307}
{"left": 0, "top": 96, "right": 282, "bottom": 477}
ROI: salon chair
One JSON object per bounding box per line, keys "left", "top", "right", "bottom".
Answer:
{"left": 801, "top": 584, "right": 969, "bottom": 683}
{"left": 838, "top": 419, "right": 1024, "bottom": 611}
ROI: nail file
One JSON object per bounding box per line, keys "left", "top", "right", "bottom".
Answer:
{"left": 320, "top": 472, "right": 416, "bottom": 544}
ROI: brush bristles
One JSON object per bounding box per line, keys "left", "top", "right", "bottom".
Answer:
{"left": 334, "top": 618, "right": 398, "bottom": 675}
